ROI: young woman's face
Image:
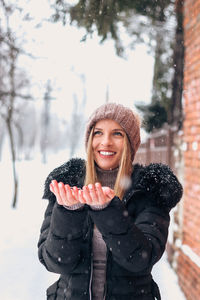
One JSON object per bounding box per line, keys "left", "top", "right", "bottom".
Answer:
{"left": 92, "top": 119, "right": 125, "bottom": 170}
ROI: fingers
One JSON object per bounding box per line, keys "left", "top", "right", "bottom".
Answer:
{"left": 95, "top": 183, "right": 105, "bottom": 204}
{"left": 65, "top": 184, "right": 77, "bottom": 205}
{"left": 80, "top": 183, "right": 115, "bottom": 205}
{"left": 49, "top": 180, "right": 115, "bottom": 207}
{"left": 102, "top": 186, "right": 115, "bottom": 200}
{"left": 59, "top": 182, "right": 67, "bottom": 203}
{"left": 72, "top": 186, "right": 79, "bottom": 201}
{"left": 84, "top": 183, "right": 112, "bottom": 205}
{"left": 82, "top": 186, "right": 92, "bottom": 204}
{"left": 78, "top": 189, "right": 86, "bottom": 204}
{"left": 88, "top": 184, "right": 98, "bottom": 204}
{"left": 50, "top": 180, "right": 79, "bottom": 206}
{"left": 50, "top": 180, "right": 63, "bottom": 205}
{"left": 49, "top": 183, "right": 54, "bottom": 193}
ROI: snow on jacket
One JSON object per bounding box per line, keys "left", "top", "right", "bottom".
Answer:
{"left": 38, "top": 158, "right": 183, "bottom": 300}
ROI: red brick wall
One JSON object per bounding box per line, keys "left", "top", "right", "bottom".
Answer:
{"left": 179, "top": 0, "right": 200, "bottom": 298}
{"left": 177, "top": 252, "right": 200, "bottom": 300}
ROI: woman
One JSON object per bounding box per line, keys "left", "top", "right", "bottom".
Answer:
{"left": 38, "top": 103, "right": 183, "bottom": 300}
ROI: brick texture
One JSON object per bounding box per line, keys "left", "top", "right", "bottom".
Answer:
{"left": 177, "top": 251, "right": 200, "bottom": 300}
{"left": 179, "top": 0, "right": 200, "bottom": 299}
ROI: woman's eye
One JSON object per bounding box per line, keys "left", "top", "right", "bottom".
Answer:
{"left": 94, "top": 131, "right": 102, "bottom": 135}
{"left": 114, "top": 131, "right": 123, "bottom": 136}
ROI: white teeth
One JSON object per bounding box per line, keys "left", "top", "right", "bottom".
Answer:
{"left": 100, "top": 151, "right": 115, "bottom": 156}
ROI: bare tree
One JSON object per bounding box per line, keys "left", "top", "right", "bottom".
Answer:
{"left": 0, "top": 118, "right": 5, "bottom": 160}
{"left": 68, "top": 74, "right": 87, "bottom": 158}
{"left": 15, "top": 102, "right": 37, "bottom": 160}
{"left": 40, "top": 80, "right": 56, "bottom": 163}
{"left": 0, "top": 0, "right": 32, "bottom": 207}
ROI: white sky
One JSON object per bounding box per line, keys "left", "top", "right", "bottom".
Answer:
{"left": 13, "top": 0, "right": 154, "bottom": 120}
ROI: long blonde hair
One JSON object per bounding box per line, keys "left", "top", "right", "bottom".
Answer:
{"left": 84, "top": 126, "right": 133, "bottom": 200}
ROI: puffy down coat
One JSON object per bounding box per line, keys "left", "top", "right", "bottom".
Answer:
{"left": 38, "top": 158, "right": 183, "bottom": 300}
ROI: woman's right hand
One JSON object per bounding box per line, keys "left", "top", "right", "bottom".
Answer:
{"left": 78, "top": 183, "right": 115, "bottom": 206}
{"left": 50, "top": 180, "right": 80, "bottom": 206}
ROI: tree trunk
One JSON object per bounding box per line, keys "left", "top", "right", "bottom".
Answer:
{"left": 168, "top": 0, "right": 184, "bottom": 128}
{"left": 151, "top": 26, "right": 165, "bottom": 104}
{"left": 6, "top": 119, "right": 18, "bottom": 208}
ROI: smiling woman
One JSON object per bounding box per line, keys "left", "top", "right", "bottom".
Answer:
{"left": 38, "top": 102, "right": 183, "bottom": 300}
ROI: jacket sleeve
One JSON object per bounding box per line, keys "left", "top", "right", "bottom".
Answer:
{"left": 37, "top": 169, "right": 87, "bottom": 275}
{"left": 88, "top": 196, "right": 170, "bottom": 273}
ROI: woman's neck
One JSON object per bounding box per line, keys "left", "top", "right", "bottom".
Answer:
{"left": 95, "top": 165, "right": 119, "bottom": 189}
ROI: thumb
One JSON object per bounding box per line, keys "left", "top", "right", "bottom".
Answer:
{"left": 102, "top": 187, "right": 115, "bottom": 199}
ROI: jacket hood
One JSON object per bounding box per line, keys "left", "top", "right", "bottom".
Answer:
{"left": 43, "top": 158, "right": 183, "bottom": 210}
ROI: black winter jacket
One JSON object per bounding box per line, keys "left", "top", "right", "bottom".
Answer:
{"left": 38, "top": 158, "right": 183, "bottom": 300}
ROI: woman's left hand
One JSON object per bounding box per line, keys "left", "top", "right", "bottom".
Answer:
{"left": 78, "top": 183, "right": 115, "bottom": 206}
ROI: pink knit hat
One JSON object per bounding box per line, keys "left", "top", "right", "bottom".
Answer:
{"left": 85, "top": 103, "right": 141, "bottom": 161}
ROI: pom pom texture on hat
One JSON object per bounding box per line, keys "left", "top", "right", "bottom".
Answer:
{"left": 85, "top": 103, "right": 141, "bottom": 161}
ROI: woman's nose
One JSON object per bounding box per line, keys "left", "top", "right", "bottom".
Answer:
{"left": 100, "top": 134, "right": 112, "bottom": 145}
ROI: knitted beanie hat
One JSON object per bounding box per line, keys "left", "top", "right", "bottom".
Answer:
{"left": 85, "top": 103, "right": 141, "bottom": 161}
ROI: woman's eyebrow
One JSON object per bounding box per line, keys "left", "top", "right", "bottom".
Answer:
{"left": 112, "top": 128, "right": 125, "bottom": 132}
{"left": 94, "top": 127, "right": 124, "bottom": 131}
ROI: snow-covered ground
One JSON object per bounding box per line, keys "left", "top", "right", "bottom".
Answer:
{"left": 152, "top": 255, "right": 186, "bottom": 300}
{"left": 0, "top": 154, "right": 186, "bottom": 300}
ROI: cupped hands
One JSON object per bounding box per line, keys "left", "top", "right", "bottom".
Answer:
{"left": 49, "top": 180, "right": 115, "bottom": 207}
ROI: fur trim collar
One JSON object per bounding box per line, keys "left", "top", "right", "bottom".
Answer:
{"left": 43, "top": 158, "right": 183, "bottom": 209}
{"left": 131, "top": 163, "right": 183, "bottom": 209}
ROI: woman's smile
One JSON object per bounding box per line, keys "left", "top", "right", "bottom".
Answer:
{"left": 98, "top": 151, "right": 116, "bottom": 156}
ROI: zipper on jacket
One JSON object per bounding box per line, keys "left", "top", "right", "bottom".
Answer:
{"left": 102, "top": 249, "right": 108, "bottom": 300}
{"left": 89, "top": 225, "right": 108, "bottom": 300}
{"left": 104, "top": 247, "right": 112, "bottom": 300}
{"left": 89, "top": 257, "right": 93, "bottom": 300}
{"left": 88, "top": 217, "right": 94, "bottom": 300}
{"left": 103, "top": 281, "right": 107, "bottom": 300}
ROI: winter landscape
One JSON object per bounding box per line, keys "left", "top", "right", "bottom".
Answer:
{"left": 1, "top": 0, "right": 196, "bottom": 299}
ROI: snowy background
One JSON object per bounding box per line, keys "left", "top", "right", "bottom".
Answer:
{"left": 0, "top": 0, "right": 187, "bottom": 299}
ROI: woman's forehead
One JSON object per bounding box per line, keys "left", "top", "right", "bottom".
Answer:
{"left": 94, "top": 119, "right": 123, "bottom": 129}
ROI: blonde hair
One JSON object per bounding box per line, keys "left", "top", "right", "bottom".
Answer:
{"left": 84, "top": 127, "right": 133, "bottom": 200}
